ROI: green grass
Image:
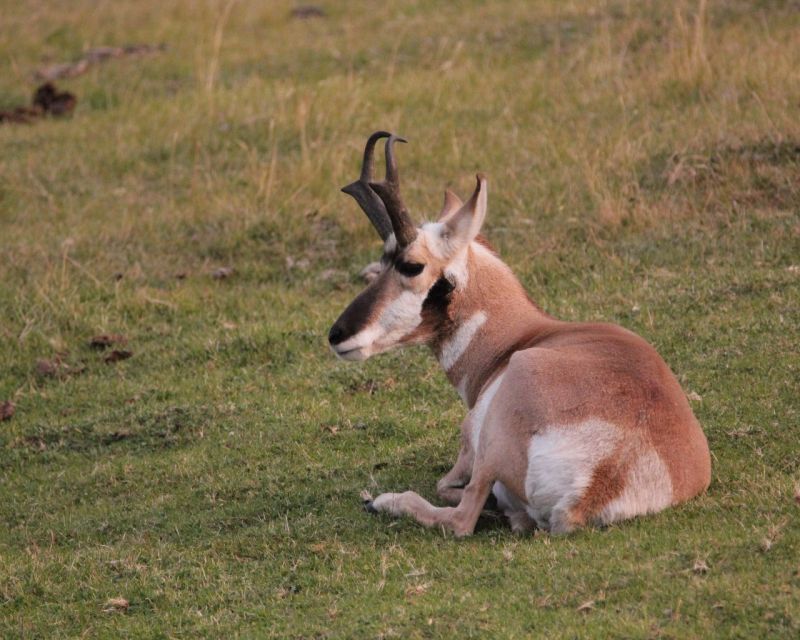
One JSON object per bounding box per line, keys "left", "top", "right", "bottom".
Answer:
{"left": 1, "top": 0, "right": 799, "bottom": 637}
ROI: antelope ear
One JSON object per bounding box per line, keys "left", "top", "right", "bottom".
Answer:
{"left": 438, "top": 189, "right": 463, "bottom": 221}
{"left": 441, "top": 174, "right": 487, "bottom": 255}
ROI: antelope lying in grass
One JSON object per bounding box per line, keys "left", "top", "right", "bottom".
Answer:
{"left": 329, "top": 132, "right": 711, "bottom": 536}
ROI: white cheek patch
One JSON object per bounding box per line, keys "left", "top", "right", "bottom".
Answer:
{"left": 375, "top": 289, "right": 426, "bottom": 343}
{"left": 439, "top": 311, "right": 487, "bottom": 371}
{"left": 336, "top": 289, "right": 426, "bottom": 358}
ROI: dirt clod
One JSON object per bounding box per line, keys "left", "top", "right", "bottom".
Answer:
{"left": 104, "top": 350, "right": 133, "bottom": 364}
{"left": 0, "top": 400, "right": 15, "bottom": 421}
{"left": 90, "top": 334, "right": 128, "bottom": 349}
{"left": 212, "top": 267, "right": 235, "bottom": 280}
{"left": 32, "top": 83, "right": 76, "bottom": 116}
{"left": 0, "top": 83, "right": 76, "bottom": 124}
{"left": 35, "top": 359, "right": 60, "bottom": 377}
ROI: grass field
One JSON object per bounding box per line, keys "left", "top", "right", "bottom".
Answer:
{"left": 1, "top": 0, "right": 799, "bottom": 637}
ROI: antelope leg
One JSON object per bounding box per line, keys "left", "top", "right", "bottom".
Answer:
{"left": 367, "top": 467, "right": 495, "bottom": 537}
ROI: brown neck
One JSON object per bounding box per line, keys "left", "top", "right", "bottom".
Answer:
{"left": 432, "top": 244, "right": 556, "bottom": 408}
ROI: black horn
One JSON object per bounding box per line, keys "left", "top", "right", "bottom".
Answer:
{"left": 341, "top": 131, "right": 394, "bottom": 241}
{"left": 369, "top": 134, "right": 417, "bottom": 247}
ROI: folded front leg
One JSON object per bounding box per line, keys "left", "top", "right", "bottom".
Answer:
{"left": 436, "top": 416, "right": 475, "bottom": 505}
{"left": 366, "top": 467, "right": 495, "bottom": 537}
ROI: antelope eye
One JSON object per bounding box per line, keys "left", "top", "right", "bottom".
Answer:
{"left": 395, "top": 261, "right": 425, "bottom": 277}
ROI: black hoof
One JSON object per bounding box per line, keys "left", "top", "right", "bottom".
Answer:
{"left": 363, "top": 500, "right": 378, "bottom": 514}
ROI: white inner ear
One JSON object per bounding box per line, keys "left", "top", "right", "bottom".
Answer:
{"left": 420, "top": 223, "right": 471, "bottom": 289}
{"left": 420, "top": 222, "right": 461, "bottom": 259}
{"left": 446, "top": 177, "right": 488, "bottom": 251}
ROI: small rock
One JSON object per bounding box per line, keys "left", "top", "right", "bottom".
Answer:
{"left": 692, "top": 559, "right": 709, "bottom": 574}
{"left": 285, "top": 256, "right": 310, "bottom": 271}
{"left": 687, "top": 391, "right": 703, "bottom": 402}
{"left": 103, "top": 597, "right": 129, "bottom": 613}
{"left": 212, "top": 266, "right": 234, "bottom": 279}
{"left": 405, "top": 583, "right": 430, "bottom": 597}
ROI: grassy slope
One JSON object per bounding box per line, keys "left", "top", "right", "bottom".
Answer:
{"left": 1, "top": 0, "right": 798, "bottom": 637}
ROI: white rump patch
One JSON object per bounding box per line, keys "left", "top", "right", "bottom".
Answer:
{"left": 439, "top": 311, "right": 487, "bottom": 371}
{"left": 599, "top": 449, "right": 673, "bottom": 523}
{"left": 524, "top": 419, "right": 619, "bottom": 530}
{"left": 524, "top": 419, "right": 673, "bottom": 531}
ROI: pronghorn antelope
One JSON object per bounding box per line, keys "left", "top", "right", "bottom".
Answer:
{"left": 329, "top": 131, "right": 711, "bottom": 536}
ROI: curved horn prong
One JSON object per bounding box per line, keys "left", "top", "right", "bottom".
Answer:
{"left": 369, "top": 134, "right": 417, "bottom": 247}
{"left": 341, "top": 131, "right": 393, "bottom": 241}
